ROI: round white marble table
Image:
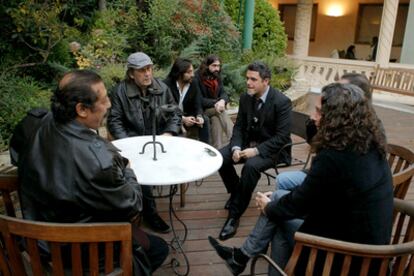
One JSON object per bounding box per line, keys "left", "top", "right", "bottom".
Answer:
{"left": 112, "top": 136, "right": 222, "bottom": 186}
{"left": 112, "top": 135, "right": 223, "bottom": 276}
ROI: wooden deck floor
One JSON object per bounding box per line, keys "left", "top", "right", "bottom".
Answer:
{"left": 150, "top": 167, "right": 281, "bottom": 276}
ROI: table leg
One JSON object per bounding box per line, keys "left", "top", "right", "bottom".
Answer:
{"left": 169, "top": 185, "right": 190, "bottom": 276}
{"left": 180, "top": 183, "right": 188, "bottom": 207}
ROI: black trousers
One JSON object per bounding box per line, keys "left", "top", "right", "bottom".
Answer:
{"left": 141, "top": 185, "right": 158, "bottom": 218}
{"left": 218, "top": 144, "right": 274, "bottom": 219}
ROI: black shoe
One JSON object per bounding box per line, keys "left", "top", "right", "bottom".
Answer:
{"left": 146, "top": 214, "right": 171, "bottom": 233}
{"left": 219, "top": 217, "right": 239, "bottom": 241}
{"left": 224, "top": 194, "right": 235, "bottom": 210}
{"left": 208, "top": 236, "right": 246, "bottom": 275}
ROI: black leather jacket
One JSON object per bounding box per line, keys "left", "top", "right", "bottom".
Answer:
{"left": 10, "top": 110, "right": 143, "bottom": 223}
{"left": 107, "top": 78, "right": 182, "bottom": 139}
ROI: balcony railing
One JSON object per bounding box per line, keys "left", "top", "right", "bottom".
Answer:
{"left": 289, "top": 56, "right": 414, "bottom": 96}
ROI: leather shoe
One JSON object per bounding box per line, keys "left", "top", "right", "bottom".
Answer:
{"left": 219, "top": 217, "right": 239, "bottom": 241}
{"left": 146, "top": 213, "right": 171, "bottom": 233}
{"left": 208, "top": 236, "right": 246, "bottom": 275}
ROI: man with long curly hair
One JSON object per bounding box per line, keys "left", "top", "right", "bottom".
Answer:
{"left": 209, "top": 83, "right": 393, "bottom": 275}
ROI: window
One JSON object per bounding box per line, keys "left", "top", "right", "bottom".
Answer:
{"left": 279, "top": 4, "right": 318, "bottom": 41}
{"left": 355, "top": 3, "right": 408, "bottom": 46}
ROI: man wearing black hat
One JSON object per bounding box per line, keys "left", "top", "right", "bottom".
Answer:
{"left": 107, "top": 52, "right": 182, "bottom": 233}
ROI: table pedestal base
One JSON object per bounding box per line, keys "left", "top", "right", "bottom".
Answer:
{"left": 168, "top": 185, "right": 189, "bottom": 276}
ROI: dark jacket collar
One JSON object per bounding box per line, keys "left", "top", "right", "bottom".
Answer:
{"left": 125, "top": 78, "right": 164, "bottom": 98}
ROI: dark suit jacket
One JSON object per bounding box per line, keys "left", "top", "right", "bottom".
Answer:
{"left": 163, "top": 77, "right": 203, "bottom": 117}
{"left": 231, "top": 87, "right": 292, "bottom": 164}
{"left": 193, "top": 70, "right": 229, "bottom": 109}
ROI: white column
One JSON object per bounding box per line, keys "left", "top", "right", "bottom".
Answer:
{"left": 376, "top": 0, "right": 399, "bottom": 67}
{"left": 291, "top": 0, "right": 313, "bottom": 93}
{"left": 401, "top": 0, "right": 414, "bottom": 64}
{"left": 292, "top": 0, "right": 313, "bottom": 58}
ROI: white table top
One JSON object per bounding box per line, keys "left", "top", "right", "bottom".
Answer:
{"left": 112, "top": 136, "right": 223, "bottom": 186}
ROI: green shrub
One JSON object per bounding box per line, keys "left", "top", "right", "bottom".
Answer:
{"left": 223, "top": 0, "right": 287, "bottom": 57}
{"left": 0, "top": 72, "right": 50, "bottom": 151}
{"left": 134, "top": 0, "right": 241, "bottom": 67}
{"left": 98, "top": 63, "right": 126, "bottom": 93}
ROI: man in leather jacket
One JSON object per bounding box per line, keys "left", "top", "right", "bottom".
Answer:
{"left": 107, "top": 52, "right": 181, "bottom": 233}
{"left": 10, "top": 70, "right": 168, "bottom": 275}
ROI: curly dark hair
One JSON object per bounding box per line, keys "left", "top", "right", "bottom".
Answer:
{"left": 51, "top": 70, "right": 102, "bottom": 124}
{"left": 311, "top": 83, "right": 386, "bottom": 157}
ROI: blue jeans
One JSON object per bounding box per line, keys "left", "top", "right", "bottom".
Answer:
{"left": 240, "top": 190, "right": 303, "bottom": 275}
{"left": 276, "top": 170, "right": 307, "bottom": 190}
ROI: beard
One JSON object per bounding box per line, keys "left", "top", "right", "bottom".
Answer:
{"left": 208, "top": 69, "right": 220, "bottom": 79}
{"left": 182, "top": 77, "right": 193, "bottom": 84}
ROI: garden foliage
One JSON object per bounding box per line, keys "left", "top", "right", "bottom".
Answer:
{"left": 0, "top": 0, "right": 292, "bottom": 151}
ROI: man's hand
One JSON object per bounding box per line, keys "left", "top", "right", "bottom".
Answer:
{"left": 182, "top": 116, "right": 196, "bottom": 127}
{"left": 195, "top": 116, "right": 204, "bottom": 126}
{"left": 232, "top": 149, "right": 241, "bottom": 163}
{"left": 214, "top": 99, "right": 226, "bottom": 113}
{"left": 255, "top": 191, "right": 272, "bottom": 213}
{"left": 240, "top": 148, "right": 258, "bottom": 159}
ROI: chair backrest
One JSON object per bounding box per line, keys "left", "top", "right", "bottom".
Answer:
{"left": 0, "top": 174, "right": 19, "bottom": 217}
{"left": 0, "top": 215, "right": 132, "bottom": 276}
{"left": 284, "top": 198, "right": 414, "bottom": 276}
{"left": 387, "top": 144, "right": 414, "bottom": 199}
{"left": 290, "top": 111, "right": 310, "bottom": 140}
{"left": 251, "top": 198, "right": 414, "bottom": 276}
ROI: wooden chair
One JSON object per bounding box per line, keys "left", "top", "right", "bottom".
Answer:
{"left": 263, "top": 110, "right": 312, "bottom": 185}
{"left": 251, "top": 198, "right": 414, "bottom": 275}
{"left": 387, "top": 143, "right": 414, "bottom": 199}
{"left": 0, "top": 215, "right": 133, "bottom": 276}
{"left": 0, "top": 167, "right": 19, "bottom": 217}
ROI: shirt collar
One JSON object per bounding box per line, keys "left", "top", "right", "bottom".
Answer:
{"left": 259, "top": 86, "right": 270, "bottom": 103}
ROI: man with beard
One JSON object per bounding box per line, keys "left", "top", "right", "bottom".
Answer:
{"left": 107, "top": 52, "right": 182, "bottom": 233}
{"left": 216, "top": 61, "right": 292, "bottom": 241}
{"left": 163, "top": 58, "right": 209, "bottom": 142}
{"left": 10, "top": 70, "right": 169, "bottom": 275}
{"left": 193, "top": 54, "right": 234, "bottom": 149}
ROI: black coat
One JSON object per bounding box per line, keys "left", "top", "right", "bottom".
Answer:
{"left": 11, "top": 111, "right": 143, "bottom": 223}
{"left": 266, "top": 148, "right": 393, "bottom": 245}
{"left": 231, "top": 87, "right": 292, "bottom": 164}
{"left": 107, "top": 78, "right": 182, "bottom": 139}
{"left": 163, "top": 77, "right": 203, "bottom": 117}
{"left": 192, "top": 70, "right": 229, "bottom": 109}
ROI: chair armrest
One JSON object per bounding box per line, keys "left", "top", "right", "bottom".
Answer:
{"left": 250, "top": 253, "right": 287, "bottom": 276}
{"left": 274, "top": 141, "right": 308, "bottom": 174}
{"left": 294, "top": 231, "right": 414, "bottom": 256}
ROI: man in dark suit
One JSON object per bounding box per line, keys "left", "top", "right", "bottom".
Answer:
{"left": 163, "top": 58, "right": 209, "bottom": 143}
{"left": 218, "top": 61, "right": 292, "bottom": 240}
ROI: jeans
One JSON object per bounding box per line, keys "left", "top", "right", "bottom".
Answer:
{"left": 240, "top": 190, "right": 303, "bottom": 275}
{"left": 276, "top": 170, "right": 307, "bottom": 191}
